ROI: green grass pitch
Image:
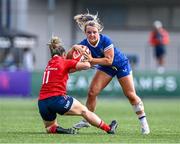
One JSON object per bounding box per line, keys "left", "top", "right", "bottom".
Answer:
{"left": 0, "top": 98, "right": 180, "bottom": 143}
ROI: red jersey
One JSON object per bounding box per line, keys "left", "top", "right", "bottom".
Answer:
{"left": 39, "top": 56, "right": 78, "bottom": 100}
{"left": 149, "top": 28, "right": 169, "bottom": 46}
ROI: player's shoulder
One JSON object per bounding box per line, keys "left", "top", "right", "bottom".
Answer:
{"left": 100, "top": 34, "right": 111, "bottom": 40}
{"left": 100, "top": 34, "right": 112, "bottom": 43}
{"left": 51, "top": 55, "right": 62, "bottom": 62}
{"left": 100, "top": 34, "right": 112, "bottom": 46}
{"left": 80, "top": 38, "right": 88, "bottom": 45}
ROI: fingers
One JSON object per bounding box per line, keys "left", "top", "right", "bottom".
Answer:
{"left": 82, "top": 51, "right": 93, "bottom": 62}
{"left": 82, "top": 51, "right": 89, "bottom": 58}
{"left": 82, "top": 59, "right": 89, "bottom": 62}
{"left": 73, "top": 45, "right": 88, "bottom": 54}
{"left": 74, "top": 47, "right": 83, "bottom": 54}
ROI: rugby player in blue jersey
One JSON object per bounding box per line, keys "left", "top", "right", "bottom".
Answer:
{"left": 71, "top": 12, "right": 150, "bottom": 134}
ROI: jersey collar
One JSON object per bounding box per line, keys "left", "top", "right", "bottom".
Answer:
{"left": 87, "top": 35, "right": 100, "bottom": 48}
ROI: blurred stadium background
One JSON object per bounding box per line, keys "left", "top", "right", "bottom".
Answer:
{"left": 0, "top": 0, "right": 180, "bottom": 97}
{"left": 0, "top": 0, "right": 180, "bottom": 143}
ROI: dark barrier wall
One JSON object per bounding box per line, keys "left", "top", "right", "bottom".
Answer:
{"left": 32, "top": 70, "right": 180, "bottom": 98}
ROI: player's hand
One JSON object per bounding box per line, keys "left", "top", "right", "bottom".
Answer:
{"left": 72, "top": 45, "right": 86, "bottom": 54}
{"left": 82, "top": 51, "right": 93, "bottom": 62}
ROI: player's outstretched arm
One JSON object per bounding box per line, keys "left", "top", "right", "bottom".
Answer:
{"left": 69, "top": 61, "right": 91, "bottom": 73}
{"left": 76, "top": 61, "right": 91, "bottom": 70}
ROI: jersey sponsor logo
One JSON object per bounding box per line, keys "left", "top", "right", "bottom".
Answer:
{"left": 112, "top": 66, "right": 118, "bottom": 71}
{"left": 122, "top": 68, "right": 128, "bottom": 72}
{"left": 64, "top": 100, "right": 70, "bottom": 109}
{"left": 47, "top": 66, "right": 58, "bottom": 71}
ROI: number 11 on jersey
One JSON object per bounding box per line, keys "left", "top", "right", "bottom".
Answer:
{"left": 42, "top": 71, "right": 50, "bottom": 84}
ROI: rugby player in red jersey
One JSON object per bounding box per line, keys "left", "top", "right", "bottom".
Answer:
{"left": 38, "top": 36, "right": 118, "bottom": 134}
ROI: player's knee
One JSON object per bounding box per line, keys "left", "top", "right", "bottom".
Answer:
{"left": 81, "top": 107, "right": 89, "bottom": 117}
{"left": 46, "top": 124, "right": 58, "bottom": 133}
{"left": 125, "top": 91, "right": 140, "bottom": 104}
{"left": 88, "top": 88, "right": 99, "bottom": 98}
{"left": 125, "top": 90, "right": 134, "bottom": 97}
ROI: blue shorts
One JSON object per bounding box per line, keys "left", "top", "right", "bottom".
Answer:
{"left": 97, "top": 60, "right": 132, "bottom": 79}
{"left": 38, "top": 95, "right": 73, "bottom": 121}
{"left": 155, "top": 45, "right": 166, "bottom": 58}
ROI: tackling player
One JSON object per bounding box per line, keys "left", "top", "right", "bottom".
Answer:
{"left": 71, "top": 12, "right": 150, "bottom": 134}
{"left": 38, "top": 36, "right": 118, "bottom": 134}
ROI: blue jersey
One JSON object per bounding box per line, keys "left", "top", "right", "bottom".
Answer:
{"left": 80, "top": 34, "right": 128, "bottom": 68}
{"left": 79, "top": 34, "right": 131, "bottom": 79}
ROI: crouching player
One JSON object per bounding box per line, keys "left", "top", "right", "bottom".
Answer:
{"left": 38, "top": 36, "right": 118, "bottom": 134}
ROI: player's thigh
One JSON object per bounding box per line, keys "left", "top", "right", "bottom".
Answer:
{"left": 89, "top": 70, "right": 112, "bottom": 93}
{"left": 65, "top": 98, "right": 87, "bottom": 115}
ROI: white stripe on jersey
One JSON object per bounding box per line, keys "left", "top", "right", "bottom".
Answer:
{"left": 104, "top": 44, "right": 113, "bottom": 52}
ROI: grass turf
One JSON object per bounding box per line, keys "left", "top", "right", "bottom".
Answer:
{"left": 0, "top": 98, "right": 180, "bottom": 143}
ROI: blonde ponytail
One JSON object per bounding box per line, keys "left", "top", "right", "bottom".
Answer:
{"left": 47, "top": 36, "right": 65, "bottom": 57}
{"left": 47, "top": 36, "right": 62, "bottom": 49}
{"left": 74, "top": 12, "right": 103, "bottom": 32}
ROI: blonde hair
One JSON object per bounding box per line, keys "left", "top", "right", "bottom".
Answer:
{"left": 74, "top": 12, "right": 104, "bottom": 32}
{"left": 47, "top": 36, "right": 62, "bottom": 49}
{"left": 47, "top": 36, "right": 65, "bottom": 57}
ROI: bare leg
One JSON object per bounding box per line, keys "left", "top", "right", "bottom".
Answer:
{"left": 157, "top": 56, "right": 165, "bottom": 73}
{"left": 66, "top": 98, "right": 102, "bottom": 127}
{"left": 158, "top": 55, "right": 165, "bottom": 66}
{"left": 118, "top": 73, "right": 150, "bottom": 134}
{"left": 43, "top": 119, "right": 58, "bottom": 129}
{"left": 42, "top": 119, "right": 76, "bottom": 134}
{"left": 66, "top": 98, "right": 118, "bottom": 134}
{"left": 86, "top": 70, "right": 112, "bottom": 112}
{"left": 118, "top": 74, "right": 141, "bottom": 105}
{"left": 72, "top": 71, "right": 112, "bottom": 130}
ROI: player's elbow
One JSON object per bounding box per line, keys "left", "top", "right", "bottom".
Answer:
{"left": 81, "top": 107, "right": 89, "bottom": 117}
{"left": 82, "top": 62, "right": 91, "bottom": 70}
{"left": 103, "top": 55, "right": 113, "bottom": 65}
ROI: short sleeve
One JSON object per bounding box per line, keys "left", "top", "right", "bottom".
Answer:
{"left": 79, "top": 39, "right": 86, "bottom": 45}
{"left": 103, "top": 35, "right": 114, "bottom": 52}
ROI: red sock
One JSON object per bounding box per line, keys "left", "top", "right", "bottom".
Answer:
{"left": 99, "top": 120, "right": 110, "bottom": 132}
{"left": 47, "top": 124, "right": 58, "bottom": 133}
